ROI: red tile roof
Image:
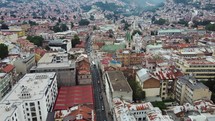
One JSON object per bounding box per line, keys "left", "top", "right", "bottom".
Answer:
{"left": 2, "top": 64, "right": 15, "bottom": 73}
{"left": 54, "top": 85, "right": 94, "bottom": 111}
{"left": 75, "top": 41, "right": 85, "bottom": 48}
{"left": 35, "top": 48, "right": 46, "bottom": 56}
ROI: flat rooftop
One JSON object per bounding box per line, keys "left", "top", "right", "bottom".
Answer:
{"left": 178, "top": 76, "right": 209, "bottom": 90}
{"left": 36, "top": 52, "right": 75, "bottom": 69}
{"left": 53, "top": 85, "right": 94, "bottom": 111}
{"left": 106, "top": 71, "right": 132, "bottom": 92}
{"left": 38, "top": 52, "right": 68, "bottom": 64}
{"left": 1, "top": 72, "right": 56, "bottom": 102}
{"left": 0, "top": 72, "right": 56, "bottom": 120}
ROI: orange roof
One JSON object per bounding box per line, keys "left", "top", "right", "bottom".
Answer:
{"left": 64, "top": 105, "right": 94, "bottom": 121}
{"left": 35, "top": 48, "right": 46, "bottom": 56}
{"left": 2, "top": 64, "right": 15, "bottom": 73}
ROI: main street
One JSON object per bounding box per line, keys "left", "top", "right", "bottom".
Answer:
{"left": 85, "top": 34, "right": 109, "bottom": 121}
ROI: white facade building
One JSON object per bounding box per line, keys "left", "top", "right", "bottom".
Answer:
{"left": 0, "top": 72, "right": 58, "bottom": 121}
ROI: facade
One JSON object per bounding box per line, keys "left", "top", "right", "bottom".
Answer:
{"left": 104, "top": 71, "right": 133, "bottom": 110}
{"left": 136, "top": 69, "right": 160, "bottom": 97}
{"left": 132, "top": 33, "right": 143, "bottom": 53}
{"left": 152, "top": 66, "right": 183, "bottom": 100}
{"left": 1, "top": 64, "right": 16, "bottom": 86}
{"left": 0, "top": 72, "right": 58, "bottom": 121}
{"left": 48, "top": 39, "right": 72, "bottom": 52}
{"left": 30, "top": 52, "right": 76, "bottom": 87}
{"left": 13, "top": 54, "right": 35, "bottom": 75}
{"left": 0, "top": 73, "right": 12, "bottom": 101}
{"left": 157, "top": 29, "right": 183, "bottom": 36}
{"left": 175, "top": 76, "right": 212, "bottom": 104}
{"left": 115, "top": 49, "right": 144, "bottom": 66}
{"left": 76, "top": 57, "right": 92, "bottom": 85}
{"left": 176, "top": 57, "right": 215, "bottom": 80}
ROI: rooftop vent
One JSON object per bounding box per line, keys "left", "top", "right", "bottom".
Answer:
{"left": 5, "top": 106, "right": 11, "bottom": 112}
{"left": 35, "top": 75, "right": 48, "bottom": 79}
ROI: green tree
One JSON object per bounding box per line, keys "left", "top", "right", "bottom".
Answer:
{"left": 93, "top": 26, "right": 97, "bottom": 30}
{"left": 90, "top": 15, "right": 95, "bottom": 21}
{"left": 27, "top": 36, "right": 44, "bottom": 47}
{"left": 71, "top": 22, "right": 74, "bottom": 29}
{"left": 0, "top": 43, "right": 9, "bottom": 59}
{"left": 58, "top": 18, "right": 61, "bottom": 23}
{"left": 60, "top": 24, "right": 68, "bottom": 31}
{"left": 52, "top": 23, "right": 69, "bottom": 32}
{"left": 132, "top": 30, "right": 142, "bottom": 36}
{"left": 127, "top": 79, "right": 145, "bottom": 101}
{"left": 178, "top": 19, "right": 188, "bottom": 26}
{"left": 79, "top": 19, "right": 90, "bottom": 26}
{"left": 1, "top": 23, "right": 9, "bottom": 29}
{"left": 72, "top": 34, "right": 81, "bottom": 48}
{"left": 206, "top": 24, "right": 215, "bottom": 31}
{"left": 154, "top": 18, "right": 167, "bottom": 25}
{"left": 28, "top": 20, "right": 38, "bottom": 26}
{"left": 73, "top": 15, "right": 76, "bottom": 20}
{"left": 151, "top": 101, "right": 167, "bottom": 110}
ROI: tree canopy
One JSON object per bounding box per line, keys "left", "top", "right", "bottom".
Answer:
{"left": 52, "top": 23, "right": 69, "bottom": 32}
{"left": 72, "top": 34, "right": 81, "bottom": 48}
{"left": 206, "top": 24, "right": 215, "bottom": 31}
{"left": 127, "top": 78, "right": 145, "bottom": 101}
{"left": 27, "top": 36, "right": 44, "bottom": 47}
{"left": 1, "top": 23, "right": 9, "bottom": 29}
{"left": 154, "top": 18, "right": 167, "bottom": 25}
{"left": 79, "top": 19, "right": 90, "bottom": 26}
{"left": 132, "top": 30, "right": 142, "bottom": 36}
{"left": 0, "top": 43, "right": 9, "bottom": 59}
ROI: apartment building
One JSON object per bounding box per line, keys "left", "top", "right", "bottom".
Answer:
{"left": 0, "top": 72, "right": 58, "bottom": 121}
{"left": 175, "top": 76, "right": 211, "bottom": 104}
{"left": 115, "top": 49, "right": 144, "bottom": 66}
{"left": 30, "top": 52, "right": 76, "bottom": 87}
{"left": 176, "top": 57, "right": 215, "bottom": 80}
{"left": 76, "top": 55, "right": 92, "bottom": 85}
{"left": 151, "top": 66, "right": 183, "bottom": 100}
{"left": 104, "top": 71, "right": 133, "bottom": 110}
{"left": 14, "top": 54, "right": 35, "bottom": 75}
{"left": 0, "top": 73, "right": 12, "bottom": 101}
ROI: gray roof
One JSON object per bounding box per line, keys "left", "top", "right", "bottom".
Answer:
{"left": 178, "top": 76, "right": 209, "bottom": 90}
{"left": 106, "top": 71, "right": 132, "bottom": 92}
{"left": 136, "top": 68, "right": 150, "bottom": 82}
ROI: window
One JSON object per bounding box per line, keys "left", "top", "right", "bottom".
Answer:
{"left": 26, "top": 108, "right": 29, "bottom": 111}
{"left": 27, "top": 113, "right": 30, "bottom": 116}
{"left": 25, "top": 103, "right": 28, "bottom": 106}
{"left": 30, "top": 102, "right": 35, "bottom": 106}
{"left": 163, "top": 93, "right": 165, "bottom": 95}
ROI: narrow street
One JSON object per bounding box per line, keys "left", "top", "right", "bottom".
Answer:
{"left": 85, "top": 34, "right": 109, "bottom": 121}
